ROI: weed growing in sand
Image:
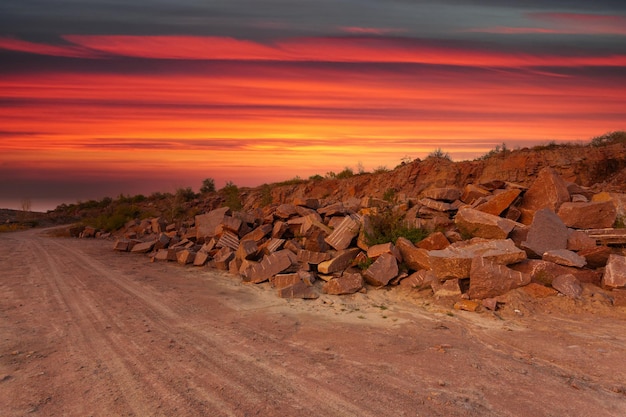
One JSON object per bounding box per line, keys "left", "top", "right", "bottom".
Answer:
{"left": 365, "top": 211, "right": 428, "bottom": 245}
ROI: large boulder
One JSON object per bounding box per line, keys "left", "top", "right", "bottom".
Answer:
{"left": 521, "top": 208, "right": 568, "bottom": 258}
{"left": 325, "top": 216, "right": 361, "bottom": 250}
{"left": 195, "top": 207, "right": 230, "bottom": 241}
{"left": 363, "top": 253, "right": 398, "bottom": 286}
{"left": 429, "top": 238, "right": 526, "bottom": 280}
{"left": 519, "top": 167, "right": 570, "bottom": 224}
{"left": 557, "top": 201, "right": 617, "bottom": 229}
{"left": 396, "top": 237, "right": 431, "bottom": 271}
{"left": 468, "top": 257, "right": 531, "bottom": 299}
{"left": 476, "top": 188, "right": 521, "bottom": 216}
{"left": 323, "top": 272, "right": 364, "bottom": 295}
{"left": 455, "top": 208, "right": 520, "bottom": 239}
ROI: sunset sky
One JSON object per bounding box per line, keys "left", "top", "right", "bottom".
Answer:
{"left": 1, "top": 1, "right": 625, "bottom": 211}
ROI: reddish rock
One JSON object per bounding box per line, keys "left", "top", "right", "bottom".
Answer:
{"left": 248, "top": 250, "right": 296, "bottom": 284}
{"left": 511, "top": 259, "right": 602, "bottom": 286}
{"left": 322, "top": 272, "right": 364, "bottom": 295}
{"left": 221, "top": 215, "right": 243, "bottom": 234}
{"left": 259, "top": 238, "right": 285, "bottom": 255}
{"left": 271, "top": 221, "right": 288, "bottom": 239}
{"left": 455, "top": 208, "right": 519, "bottom": 239}
{"left": 196, "top": 207, "right": 229, "bottom": 241}
{"left": 214, "top": 248, "right": 234, "bottom": 270}
{"left": 324, "top": 216, "right": 360, "bottom": 250}
{"left": 270, "top": 273, "right": 305, "bottom": 289}
{"left": 317, "top": 248, "right": 361, "bottom": 274}
{"left": 363, "top": 253, "right": 398, "bottom": 286}
{"left": 416, "top": 231, "right": 450, "bottom": 251}
{"left": 476, "top": 188, "right": 521, "bottom": 216}
{"left": 419, "top": 198, "right": 452, "bottom": 212}
{"left": 522, "top": 282, "right": 558, "bottom": 298}
{"left": 542, "top": 249, "right": 586, "bottom": 268}
{"left": 274, "top": 203, "right": 298, "bottom": 219}
{"left": 557, "top": 201, "right": 617, "bottom": 229}
{"left": 151, "top": 217, "right": 167, "bottom": 234}
{"left": 552, "top": 274, "right": 583, "bottom": 299}
{"left": 229, "top": 257, "right": 242, "bottom": 275}
{"left": 423, "top": 187, "right": 461, "bottom": 202}
{"left": 176, "top": 249, "right": 196, "bottom": 265}
{"left": 277, "top": 280, "right": 319, "bottom": 299}
{"left": 396, "top": 237, "right": 431, "bottom": 271}
{"left": 567, "top": 230, "right": 597, "bottom": 252}
{"left": 468, "top": 257, "right": 531, "bottom": 299}
{"left": 154, "top": 233, "right": 171, "bottom": 250}
{"left": 241, "top": 223, "right": 272, "bottom": 242}
{"left": 216, "top": 230, "right": 239, "bottom": 251}
{"left": 293, "top": 197, "right": 320, "bottom": 209}
{"left": 193, "top": 251, "right": 210, "bottom": 266}
{"left": 317, "top": 202, "right": 345, "bottom": 217}
{"left": 154, "top": 248, "right": 179, "bottom": 262}
{"left": 482, "top": 298, "right": 499, "bottom": 310}
{"left": 297, "top": 250, "right": 331, "bottom": 265}
{"left": 519, "top": 167, "right": 570, "bottom": 224}
{"left": 113, "top": 239, "right": 131, "bottom": 252}
{"left": 399, "top": 270, "right": 434, "bottom": 289}
{"left": 130, "top": 240, "right": 156, "bottom": 254}
{"left": 454, "top": 300, "right": 481, "bottom": 312}
{"left": 602, "top": 254, "right": 626, "bottom": 289}
{"left": 461, "top": 184, "right": 491, "bottom": 204}
{"left": 521, "top": 208, "right": 568, "bottom": 258}
{"left": 366, "top": 242, "right": 402, "bottom": 262}
{"left": 236, "top": 239, "right": 258, "bottom": 261}
{"left": 429, "top": 238, "right": 526, "bottom": 280}
{"left": 578, "top": 245, "right": 612, "bottom": 268}
{"left": 303, "top": 229, "right": 329, "bottom": 252}
{"left": 431, "top": 279, "right": 462, "bottom": 297}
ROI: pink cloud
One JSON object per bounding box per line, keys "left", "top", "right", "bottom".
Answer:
{"left": 0, "top": 36, "right": 98, "bottom": 58}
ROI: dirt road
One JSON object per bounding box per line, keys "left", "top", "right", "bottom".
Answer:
{"left": 1, "top": 228, "right": 626, "bottom": 416}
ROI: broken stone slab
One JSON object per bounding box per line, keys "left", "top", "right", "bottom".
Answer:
{"left": 324, "top": 216, "right": 361, "bottom": 250}
{"left": 297, "top": 249, "right": 331, "bottom": 265}
{"left": 551, "top": 274, "right": 583, "bottom": 299}
{"left": 399, "top": 270, "right": 435, "bottom": 289}
{"left": 366, "top": 242, "right": 402, "bottom": 262}
{"left": 419, "top": 198, "right": 453, "bottom": 212}
{"left": 216, "top": 230, "right": 240, "bottom": 251}
{"left": 241, "top": 223, "right": 273, "bottom": 242}
{"left": 578, "top": 245, "right": 612, "bottom": 268}
{"left": 154, "top": 233, "right": 171, "bottom": 250}
{"left": 214, "top": 248, "right": 234, "bottom": 270}
{"left": 431, "top": 279, "right": 462, "bottom": 298}
{"left": 248, "top": 250, "right": 297, "bottom": 284}
{"left": 511, "top": 259, "right": 602, "bottom": 286}
{"left": 277, "top": 280, "right": 319, "bottom": 299}
{"left": 259, "top": 238, "right": 285, "bottom": 255}
{"left": 270, "top": 271, "right": 314, "bottom": 290}
{"left": 416, "top": 231, "right": 450, "bottom": 251}
{"left": 317, "top": 248, "right": 361, "bottom": 274}
{"left": 521, "top": 282, "right": 558, "bottom": 298}
{"left": 521, "top": 208, "right": 568, "bottom": 258}
{"left": 454, "top": 300, "right": 481, "bottom": 312}
{"left": 567, "top": 229, "right": 597, "bottom": 252}
{"left": 195, "top": 207, "right": 230, "bottom": 241}
{"left": 274, "top": 203, "right": 298, "bottom": 219}
{"left": 468, "top": 257, "right": 531, "bottom": 299}
{"left": 475, "top": 188, "right": 521, "bottom": 216}
{"left": 363, "top": 253, "right": 398, "bottom": 286}
{"left": 519, "top": 167, "right": 570, "bottom": 224}
{"left": 461, "top": 184, "right": 491, "bottom": 204}
{"left": 303, "top": 229, "right": 329, "bottom": 252}
{"left": 429, "top": 238, "right": 526, "bottom": 280}
{"left": 455, "top": 208, "right": 520, "bottom": 239}
{"left": 151, "top": 217, "right": 167, "bottom": 234}
{"left": 236, "top": 239, "right": 258, "bottom": 261}
{"left": 299, "top": 214, "right": 332, "bottom": 236}
{"left": 542, "top": 249, "right": 586, "bottom": 268}
{"left": 322, "top": 272, "right": 364, "bottom": 295}
{"left": 557, "top": 200, "right": 617, "bottom": 229}
{"left": 154, "top": 248, "right": 179, "bottom": 262}
{"left": 396, "top": 237, "right": 431, "bottom": 271}
{"left": 131, "top": 240, "right": 156, "bottom": 254}
{"left": 271, "top": 221, "right": 288, "bottom": 239}
{"left": 176, "top": 249, "right": 196, "bottom": 265}
{"left": 317, "top": 202, "right": 345, "bottom": 217}
{"left": 422, "top": 187, "right": 461, "bottom": 202}
{"left": 113, "top": 239, "right": 131, "bottom": 252}
{"left": 220, "top": 215, "right": 243, "bottom": 234}
{"left": 602, "top": 254, "right": 626, "bottom": 289}
{"left": 193, "top": 251, "right": 210, "bottom": 266}
{"left": 229, "top": 257, "right": 242, "bottom": 275}
{"left": 293, "top": 197, "right": 320, "bottom": 209}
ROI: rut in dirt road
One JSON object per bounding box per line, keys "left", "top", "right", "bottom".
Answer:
{"left": 2, "top": 229, "right": 626, "bottom": 417}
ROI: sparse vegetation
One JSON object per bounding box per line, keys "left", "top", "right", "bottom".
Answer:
{"left": 221, "top": 181, "right": 242, "bottom": 210}
{"left": 382, "top": 188, "right": 397, "bottom": 203}
{"left": 373, "top": 165, "right": 389, "bottom": 174}
{"left": 276, "top": 176, "right": 305, "bottom": 186}
{"left": 428, "top": 148, "right": 451, "bottom": 160}
{"left": 309, "top": 174, "right": 324, "bottom": 181}
{"left": 365, "top": 212, "right": 429, "bottom": 245}
{"left": 260, "top": 184, "right": 273, "bottom": 207}
{"left": 615, "top": 215, "right": 626, "bottom": 229}
{"left": 590, "top": 131, "right": 626, "bottom": 147}
{"left": 336, "top": 167, "right": 354, "bottom": 179}
{"left": 476, "top": 142, "right": 510, "bottom": 160}
{"left": 200, "top": 178, "right": 216, "bottom": 194}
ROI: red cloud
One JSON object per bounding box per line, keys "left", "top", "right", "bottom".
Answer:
{"left": 0, "top": 36, "right": 97, "bottom": 58}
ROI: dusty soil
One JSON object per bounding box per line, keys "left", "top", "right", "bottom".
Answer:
{"left": 1, "top": 228, "right": 626, "bottom": 416}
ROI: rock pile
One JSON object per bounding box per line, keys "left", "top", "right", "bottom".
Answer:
{"left": 110, "top": 167, "right": 626, "bottom": 309}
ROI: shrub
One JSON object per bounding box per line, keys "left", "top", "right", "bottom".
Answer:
{"left": 427, "top": 148, "right": 451, "bottom": 160}
{"left": 260, "top": 184, "right": 273, "bottom": 207}
{"left": 590, "top": 131, "right": 626, "bottom": 147}
{"left": 373, "top": 165, "right": 389, "bottom": 174}
{"left": 336, "top": 167, "right": 354, "bottom": 179}
{"left": 382, "top": 188, "right": 396, "bottom": 203}
{"left": 175, "top": 187, "right": 197, "bottom": 202}
{"left": 309, "top": 174, "right": 324, "bottom": 181}
{"left": 221, "top": 181, "right": 242, "bottom": 210}
{"left": 200, "top": 178, "right": 216, "bottom": 194}
{"left": 365, "top": 212, "right": 428, "bottom": 245}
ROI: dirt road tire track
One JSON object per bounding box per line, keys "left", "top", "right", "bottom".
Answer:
{"left": 2, "top": 229, "right": 626, "bottom": 416}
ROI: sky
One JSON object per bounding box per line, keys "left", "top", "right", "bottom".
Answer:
{"left": 1, "top": 1, "right": 625, "bottom": 211}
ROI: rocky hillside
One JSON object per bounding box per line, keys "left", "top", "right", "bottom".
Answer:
{"left": 241, "top": 138, "right": 626, "bottom": 210}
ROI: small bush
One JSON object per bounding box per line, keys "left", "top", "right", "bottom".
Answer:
{"left": 260, "top": 184, "right": 273, "bottom": 207}
{"left": 365, "top": 212, "right": 429, "bottom": 245}
{"left": 309, "top": 174, "right": 324, "bottom": 181}
{"left": 336, "top": 167, "right": 354, "bottom": 179}
{"left": 383, "top": 188, "right": 396, "bottom": 203}
{"left": 427, "top": 148, "right": 451, "bottom": 160}
{"left": 200, "top": 178, "right": 216, "bottom": 194}
{"left": 221, "top": 181, "right": 242, "bottom": 210}
{"left": 590, "top": 131, "right": 626, "bottom": 147}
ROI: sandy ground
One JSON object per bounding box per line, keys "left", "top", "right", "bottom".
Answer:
{"left": 1, "top": 228, "right": 626, "bottom": 417}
